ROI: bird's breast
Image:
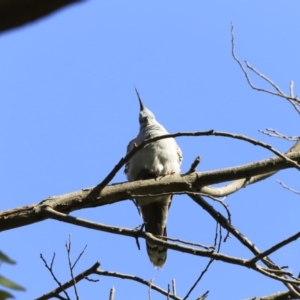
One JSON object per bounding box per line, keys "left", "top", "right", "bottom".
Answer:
{"left": 127, "top": 138, "right": 180, "bottom": 181}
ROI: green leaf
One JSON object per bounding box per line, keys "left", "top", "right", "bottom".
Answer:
{"left": 0, "top": 253, "right": 15, "bottom": 265}
{"left": 0, "top": 276, "right": 25, "bottom": 291}
{"left": 0, "top": 290, "right": 14, "bottom": 300}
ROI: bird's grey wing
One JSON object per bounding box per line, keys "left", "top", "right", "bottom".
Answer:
{"left": 124, "top": 138, "right": 137, "bottom": 176}
{"left": 176, "top": 143, "right": 183, "bottom": 166}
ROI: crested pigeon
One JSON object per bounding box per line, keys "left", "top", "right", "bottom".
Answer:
{"left": 125, "top": 88, "right": 182, "bottom": 267}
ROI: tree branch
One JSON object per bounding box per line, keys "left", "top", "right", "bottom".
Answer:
{"left": 247, "top": 290, "right": 298, "bottom": 300}
{"left": 36, "top": 262, "right": 100, "bottom": 300}
{"left": 95, "top": 269, "right": 182, "bottom": 300}
{"left": 1, "top": 150, "right": 300, "bottom": 232}
{"left": 34, "top": 206, "right": 300, "bottom": 290}
{"left": 248, "top": 230, "right": 300, "bottom": 265}
{"left": 231, "top": 22, "right": 300, "bottom": 116}
{"left": 190, "top": 194, "right": 300, "bottom": 296}
{"left": 40, "top": 206, "right": 251, "bottom": 267}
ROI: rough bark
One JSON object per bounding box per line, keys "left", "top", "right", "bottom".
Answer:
{"left": 1, "top": 151, "right": 300, "bottom": 232}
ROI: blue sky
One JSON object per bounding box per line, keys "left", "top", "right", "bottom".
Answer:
{"left": 1, "top": 1, "right": 300, "bottom": 299}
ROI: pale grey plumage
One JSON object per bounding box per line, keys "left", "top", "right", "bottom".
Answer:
{"left": 125, "top": 88, "right": 182, "bottom": 267}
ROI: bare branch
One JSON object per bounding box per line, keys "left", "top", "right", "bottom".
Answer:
{"left": 200, "top": 178, "right": 249, "bottom": 197}
{"left": 163, "top": 237, "right": 214, "bottom": 251}
{"left": 231, "top": 23, "right": 279, "bottom": 97}
{"left": 65, "top": 236, "right": 80, "bottom": 300}
{"left": 207, "top": 141, "right": 300, "bottom": 196}
{"left": 183, "top": 222, "right": 220, "bottom": 300}
{"left": 89, "top": 128, "right": 300, "bottom": 201}
{"left": 254, "top": 266, "right": 300, "bottom": 286}
{"left": 2, "top": 149, "right": 300, "bottom": 233}
{"left": 35, "top": 262, "right": 100, "bottom": 300}
{"left": 259, "top": 128, "right": 299, "bottom": 141}
{"left": 248, "top": 230, "right": 300, "bottom": 265}
{"left": 183, "top": 258, "right": 214, "bottom": 300}
{"left": 72, "top": 244, "right": 87, "bottom": 270}
{"left": 172, "top": 279, "right": 176, "bottom": 297}
{"left": 290, "top": 81, "right": 295, "bottom": 97}
{"left": 39, "top": 254, "right": 70, "bottom": 300}
{"left": 245, "top": 61, "right": 285, "bottom": 95}
{"left": 40, "top": 206, "right": 250, "bottom": 267}
{"left": 39, "top": 206, "right": 300, "bottom": 292}
{"left": 190, "top": 194, "right": 300, "bottom": 296}
{"left": 277, "top": 180, "right": 300, "bottom": 195}
{"left": 196, "top": 291, "right": 209, "bottom": 300}
{"left": 149, "top": 278, "right": 154, "bottom": 300}
{"left": 109, "top": 287, "right": 115, "bottom": 300}
{"left": 187, "top": 156, "right": 201, "bottom": 173}
{"left": 95, "top": 269, "right": 182, "bottom": 300}
{"left": 247, "top": 290, "right": 298, "bottom": 300}
{"left": 183, "top": 259, "right": 214, "bottom": 300}
{"left": 231, "top": 23, "right": 300, "bottom": 116}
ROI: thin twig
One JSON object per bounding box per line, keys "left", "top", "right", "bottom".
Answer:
{"left": 189, "top": 194, "right": 300, "bottom": 296}
{"left": 109, "top": 287, "right": 115, "bottom": 300}
{"left": 39, "top": 253, "right": 70, "bottom": 300}
{"left": 72, "top": 244, "right": 87, "bottom": 270}
{"left": 196, "top": 291, "right": 209, "bottom": 300}
{"left": 148, "top": 278, "right": 154, "bottom": 300}
{"left": 187, "top": 156, "right": 201, "bottom": 173}
{"left": 215, "top": 222, "right": 223, "bottom": 252}
{"left": 172, "top": 279, "right": 176, "bottom": 296}
{"left": 259, "top": 128, "right": 299, "bottom": 141}
{"left": 290, "top": 80, "right": 294, "bottom": 98}
{"left": 95, "top": 269, "right": 182, "bottom": 300}
{"left": 277, "top": 180, "right": 300, "bottom": 195}
{"left": 65, "top": 235, "right": 80, "bottom": 300}
{"left": 245, "top": 61, "right": 285, "bottom": 95}
{"left": 163, "top": 237, "right": 214, "bottom": 250}
{"left": 193, "top": 192, "right": 231, "bottom": 241}
{"left": 183, "top": 258, "right": 214, "bottom": 300}
{"left": 183, "top": 222, "right": 220, "bottom": 300}
{"left": 247, "top": 230, "right": 300, "bottom": 265}
{"left": 35, "top": 262, "right": 100, "bottom": 300}
{"left": 231, "top": 22, "right": 300, "bottom": 117}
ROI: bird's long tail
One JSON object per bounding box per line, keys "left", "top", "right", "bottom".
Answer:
{"left": 139, "top": 195, "right": 171, "bottom": 267}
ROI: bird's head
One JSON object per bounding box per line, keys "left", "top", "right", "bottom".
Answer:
{"left": 135, "top": 88, "right": 157, "bottom": 127}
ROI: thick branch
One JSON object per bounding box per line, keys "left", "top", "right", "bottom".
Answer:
{"left": 248, "top": 290, "right": 298, "bottom": 300}
{"left": 38, "top": 207, "right": 300, "bottom": 287}
{"left": 1, "top": 151, "right": 300, "bottom": 232}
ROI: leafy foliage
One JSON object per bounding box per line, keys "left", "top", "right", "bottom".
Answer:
{"left": 0, "top": 251, "right": 25, "bottom": 300}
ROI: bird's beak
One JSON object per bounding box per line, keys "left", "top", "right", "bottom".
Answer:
{"left": 135, "top": 87, "right": 145, "bottom": 111}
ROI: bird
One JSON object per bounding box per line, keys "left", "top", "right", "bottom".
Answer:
{"left": 125, "top": 88, "right": 183, "bottom": 267}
